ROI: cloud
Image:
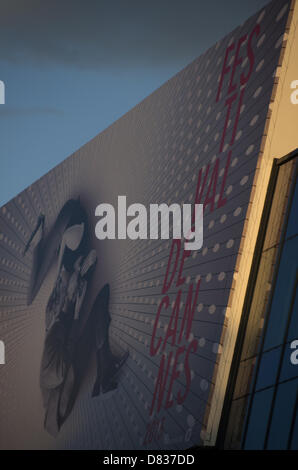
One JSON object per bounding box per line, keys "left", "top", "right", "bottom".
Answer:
{"left": 0, "top": 0, "right": 267, "bottom": 69}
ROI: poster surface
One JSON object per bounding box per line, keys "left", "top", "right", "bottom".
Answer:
{"left": 0, "top": 0, "right": 291, "bottom": 450}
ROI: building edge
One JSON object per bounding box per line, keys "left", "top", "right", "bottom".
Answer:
{"left": 203, "top": 0, "right": 298, "bottom": 447}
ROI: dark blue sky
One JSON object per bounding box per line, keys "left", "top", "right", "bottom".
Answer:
{"left": 0, "top": 0, "right": 269, "bottom": 205}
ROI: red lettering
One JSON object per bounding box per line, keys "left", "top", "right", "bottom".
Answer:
{"left": 191, "top": 164, "right": 210, "bottom": 225}
{"left": 165, "top": 346, "right": 185, "bottom": 409}
{"left": 176, "top": 250, "right": 191, "bottom": 287}
{"left": 178, "top": 280, "right": 201, "bottom": 343}
{"left": 228, "top": 34, "right": 247, "bottom": 94}
{"left": 241, "top": 24, "right": 260, "bottom": 85}
{"left": 163, "top": 291, "right": 181, "bottom": 351}
{"left": 216, "top": 43, "right": 235, "bottom": 102}
{"left": 204, "top": 159, "right": 219, "bottom": 213}
{"left": 150, "top": 352, "right": 173, "bottom": 415}
{"left": 230, "top": 88, "right": 245, "bottom": 146}
{"left": 150, "top": 296, "right": 169, "bottom": 356}
{"left": 220, "top": 93, "right": 237, "bottom": 153}
{"left": 178, "top": 339, "right": 198, "bottom": 404}
{"left": 217, "top": 151, "right": 232, "bottom": 209}
{"left": 162, "top": 239, "right": 181, "bottom": 294}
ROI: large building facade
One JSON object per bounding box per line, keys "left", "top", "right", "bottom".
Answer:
{"left": 217, "top": 149, "right": 298, "bottom": 449}
{"left": 0, "top": 0, "right": 297, "bottom": 450}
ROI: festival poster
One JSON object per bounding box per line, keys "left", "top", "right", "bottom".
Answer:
{"left": 0, "top": 0, "right": 293, "bottom": 450}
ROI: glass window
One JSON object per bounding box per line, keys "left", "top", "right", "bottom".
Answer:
{"left": 290, "top": 411, "right": 298, "bottom": 450}
{"left": 287, "top": 287, "right": 298, "bottom": 343}
{"left": 280, "top": 342, "right": 298, "bottom": 382}
{"left": 255, "top": 347, "right": 281, "bottom": 390}
{"left": 244, "top": 388, "right": 274, "bottom": 450}
{"left": 221, "top": 153, "right": 298, "bottom": 450}
{"left": 285, "top": 177, "right": 298, "bottom": 239}
{"left": 264, "top": 237, "right": 298, "bottom": 350}
{"left": 267, "top": 379, "right": 298, "bottom": 449}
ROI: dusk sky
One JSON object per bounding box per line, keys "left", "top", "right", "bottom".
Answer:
{"left": 0, "top": 0, "right": 269, "bottom": 206}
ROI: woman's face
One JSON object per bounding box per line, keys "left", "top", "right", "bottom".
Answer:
{"left": 64, "top": 223, "right": 85, "bottom": 251}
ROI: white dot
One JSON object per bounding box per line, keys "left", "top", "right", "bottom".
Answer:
{"left": 199, "top": 337, "right": 206, "bottom": 347}
{"left": 257, "top": 34, "right": 266, "bottom": 47}
{"left": 208, "top": 220, "right": 215, "bottom": 229}
{"left": 250, "top": 115, "right": 259, "bottom": 126}
{"left": 226, "top": 239, "right": 234, "bottom": 249}
{"left": 220, "top": 214, "right": 227, "bottom": 223}
{"left": 213, "top": 243, "right": 220, "bottom": 253}
{"left": 218, "top": 272, "right": 226, "bottom": 281}
{"left": 253, "top": 87, "right": 262, "bottom": 98}
{"left": 188, "top": 332, "right": 194, "bottom": 342}
{"left": 209, "top": 304, "right": 216, "bottom": 314}
{"left": 256, "top": 59, "right": 264, "bottom": 72}
{"left": 233, "top": 207, "right": 242, "bottom": 217}
{"left": 276, "top": 4, "right": 288, "bottom": 22}
{"left": 226, "top": 185, "right": 233, "bottom": 195}
{"left": 206, "top": 273, "right": 212, "bottom": 282}
{"left": 257, "top": 10, "right": 266, "bottom": 23}
{"left": 197, "top": 303, "right": 204, "bottom": 312}
{"left": 200, "top": 379, "right": 209, "bottom": 391}
{"left": 235, "top": 130, "right": 242, "bottom": 141}
{"left": 246, "top": 144, "right": 254, "bottom": 156}
{"left": 187, "top": 415, "right": 196, "bottom": 428}
{"left": 202, "top": 247, "right": 208, "bottom": 256}
{"left": 240, "top": 175, "right": 249, "bottom": 186}
{"left": 241, "top": 57, "right": 248, "bottom": 69}
{"left": 275, "top": 35, "right": 284, "bottom": 49}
